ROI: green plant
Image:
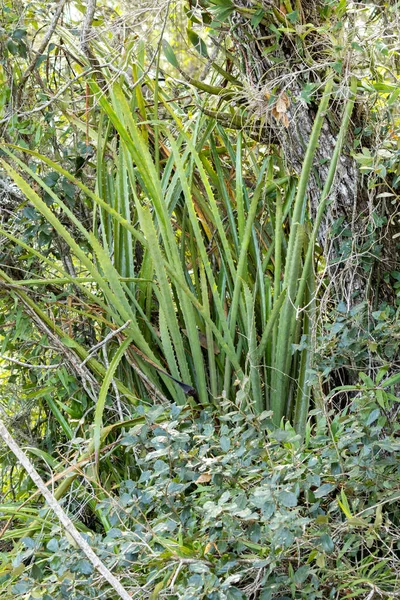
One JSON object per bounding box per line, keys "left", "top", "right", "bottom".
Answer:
{"left": 1, "top": 68, "right": 357, "bottom": 434}
{"left": 2, "top": 393, "right": 399, "bottom": 599}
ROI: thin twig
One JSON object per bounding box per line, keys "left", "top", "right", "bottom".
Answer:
{"left": 355, "top": 494, "right": 400, "bottom": 519}
{"left": 0, "top": 69, "right": 92, "bottom": 124}
{"left": 124, "top": 349, "right": 170, "bottom": 405}
{"left": 168, "top": 561, "right": 183, "bottom": 590}
{"left": 80, "top": 321, "right": 131, "bottom": 367}
{"left": 365, "top": 588, "right": 375, "bottom": 600}
{"left": 16, "top": 0, "right": 69, "bottom": 107}
{"left": 366, "top": 582, "right": 400, "bottom": 598}
{"left": 0, "top": 354, "right": 62, "bottom": 369}
{"left": 102, "top": 345, "right": 124, "bottom": 421}
{"left": 16, "top": 294, "right": 98, "bottom": 400}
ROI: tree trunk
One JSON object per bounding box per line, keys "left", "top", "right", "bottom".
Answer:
{"left": 208, "top": 0, "right": 398, "bottom": 304}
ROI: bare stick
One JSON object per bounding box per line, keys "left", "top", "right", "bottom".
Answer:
{"left": 0, "top": 420, "right": 132, "bottom": 600}
{"left": 80, "top": 0, "right": 97, "bottom": 58}
{"left": 80, "top": 321, "right": 131, "bottom": 367}
{"left": 0, "top": 354, "right": 62, "bottom": 369}
{"left": 16, "top": 0, "right": 69, "bottom": 106}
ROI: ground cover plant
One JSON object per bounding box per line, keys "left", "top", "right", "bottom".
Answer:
{"left": 0, "top": 0, "right": 399, "bottom": 598}
{"left": 2, "top": 394, "right": 400, "bottom": 599}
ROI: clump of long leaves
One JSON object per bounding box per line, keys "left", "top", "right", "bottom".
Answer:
{"left": 0, "top": 68, "right": 357, "bottom": 434}
{"left": 0, "top": 60, "right": 358, "bottom": 564}
{"left": 0, "top": 35, "right": 377, "bottom": 600}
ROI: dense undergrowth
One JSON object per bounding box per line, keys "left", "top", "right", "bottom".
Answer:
{"left": 4, "top": 392, "right": 400, "bottom": 599}
{"left": 0, "top": 1, "right": 399, "bottom": 599}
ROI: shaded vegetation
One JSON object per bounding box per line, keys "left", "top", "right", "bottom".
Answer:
{"left": 0, "top": 0, "right": 399, "bottom": 598}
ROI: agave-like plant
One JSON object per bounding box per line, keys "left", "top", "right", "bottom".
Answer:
{"left": 0, "top": 45, "right": 359, "bottom": 600}
{"left": 1, "top": 70, "right": 357, "bottom": 436}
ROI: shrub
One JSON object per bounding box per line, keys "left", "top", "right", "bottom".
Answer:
{"left": 5, "top": 391, "right": 399, "bottom": 599}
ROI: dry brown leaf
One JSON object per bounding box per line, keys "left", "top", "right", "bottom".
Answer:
{"left": 204, "top": 543, "right": 213, "bottom": 554}
{"left": 276, "top": 93, "right": 290, "bottom": 113}
{"left": 204, "top": 541, "right": 218, "bottom": 554}
{"left": 272, "top": 95, "right": 290, "bottom": 127}
{"left": 281, "top": 113, "right": 290, "bottom": 128}
{"left": 196, "top": 472, "right": 212, "bottom": 484}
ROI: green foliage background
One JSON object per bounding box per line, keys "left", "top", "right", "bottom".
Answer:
{"left": 0, "top": 0, "right": 399, "bottom": 598}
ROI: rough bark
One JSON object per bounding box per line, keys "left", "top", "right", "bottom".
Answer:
{"left": 234, "top": 2, "right": 358, "bottom": 242}
{"left": 210, "top": 0, "right": 398, "bottom": 303}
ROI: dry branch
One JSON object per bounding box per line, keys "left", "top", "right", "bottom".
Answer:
{"left": 80, "top": 0, "right": 97, "bottom": 58}
{"left": 0, "top": 420, "right": 132, "bottom": 600}
{"left": 16, "top": 0, "right": 69, "bottom": 107}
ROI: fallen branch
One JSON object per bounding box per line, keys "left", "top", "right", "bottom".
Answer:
{"left": 0, "top": 420, "right": 132, "bottom": 600}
